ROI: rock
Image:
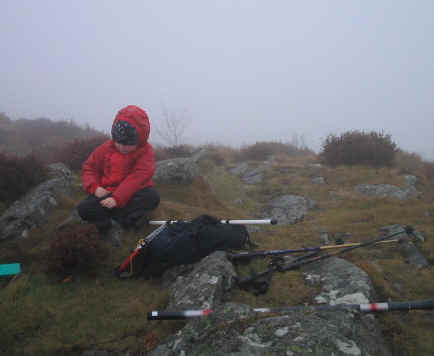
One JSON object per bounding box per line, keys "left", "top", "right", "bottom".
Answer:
{"left": 227, "top": 162, "right": 249, "bottom": 177}
{"left": 0, "top": 163, "right": 72, "bottom": 240}
{"left": 380, "top": 225, "right": 428, "bottom": 268}
{"left": 227, "top": 162, "right": 266, "bottom": 184}
{"left": 163, "top": 251, "right": 237, "bottom": 310}
{"left": 320, "top": 231, "right": 330, "bottom": 245}
{"left": 241, "top": 166, "right": 266, "bottom": 184}
{"left": 303, "top": 257, "right": 375, "bottom": 305}
{"left": 309, "top": 163, "right": 323, "bottom": 168}
{"left": 265, "top": 194, "right": 316, "bottom": 224}
{"left": 149, "top": 255, "right": 392, "bottom": 356}
{"left": 154, "top": 152, "right": 203, "bottom": 184}
{"left": 403, "top": 175, "right": 418, "bottom": 186}
{"left": 354, "top": 183, "right": 420, "bottom": 200}
{"left": 312, "top": 176, "right": 326, "bottom": 184}
{"left": 47, "top": 162, "right": 73, "bottom": 179}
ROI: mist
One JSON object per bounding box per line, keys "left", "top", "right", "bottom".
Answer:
{"left": 1, "top": 1, "right": 433, "bottom": 158}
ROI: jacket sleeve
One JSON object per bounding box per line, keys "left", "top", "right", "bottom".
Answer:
{"left": 112, "top": 145, "right": 156, "bottom": 207}
{"left": 82, "top": 144, "right": 105, "bottom": 195}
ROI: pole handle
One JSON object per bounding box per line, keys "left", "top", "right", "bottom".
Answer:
{"left": 388, "top": 300, "right": 433, "bottom": 311}
{"left": 147, "top": 310, "right": 212, "bottom": 320}
{"left": 148, "top": 219, "right": 277, "bottom": 225}
{"left": 147, "top": 311, "right": 186, "bottom": 320}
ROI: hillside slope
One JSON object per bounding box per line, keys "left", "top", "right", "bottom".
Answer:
{"left": 0, "top": 153, "right": 433, "bottom": 355}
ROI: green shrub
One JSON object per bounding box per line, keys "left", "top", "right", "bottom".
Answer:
{"left": 319, "top": 130, "right": 397, "bottom": 167}
{"left": 47, "top": 225, "right": 107, "bottom": 277}
{"left": 0, "top": 152, "right": 49, "bottom": 205}
{"left": 57, "top": 135, "right": 109, "bottom": 171}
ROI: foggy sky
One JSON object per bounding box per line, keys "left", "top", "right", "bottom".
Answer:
{"left": 1, "top": 1, "right": 433, "bottom": 158}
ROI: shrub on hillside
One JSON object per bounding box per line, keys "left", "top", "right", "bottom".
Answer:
{"left": 393, "top": 150, "right": 425, "bottom": 174}
{"left": 47, "top": 225, "right": 107, "bottom": 277}
{"left": 239, "top": 141, "right": 313, "bottom": 161}
{"left": 0, "top": 153, "right": 48, "bottom": 205}
{"left": 56, "top": 135, "right": 109, "bottom": 171}
{"left": 319, "top": 130, "right": 397, "bottom": 167}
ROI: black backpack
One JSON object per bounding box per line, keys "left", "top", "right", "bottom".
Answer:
{"left": 117, "top": 215, "right": 253, "bottom": 278}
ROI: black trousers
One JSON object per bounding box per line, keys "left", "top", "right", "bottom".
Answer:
{"left": 77, "top": 186, "right": 160, "bottom": 229}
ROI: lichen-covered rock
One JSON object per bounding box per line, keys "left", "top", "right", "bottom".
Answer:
{"left": 227, "top": 162, "right": 266, "bottom": 184}
{"left": 154, "top": 157, "right": 201, "bottom": 184}
{"left": 0, "top": 163, "right": 72, "bottom": 240}
{"left": 380, "top": 225, "right": 428, "bottom": 268}
{"left": 163, "top": 251, "right": 237, "bottom": 310}
{"left": 403, "top": 175, "right": 418, "bottom": 186}
{"left": 241, "top": 166, "right": 266, "bottom": 184}
{"left": 266, "top": 194, "right": 316, "bottom": 224}
{"left": 150, "top": 254, "right": 392, "bottom": 356}
{"left": 311, "top": 176, "right": 326, "bottom": 184}
{"left": 227, "top": 162, "right": 249, "bottom": 177}
{"left": 303, "top": 257, "right": 374, "bottom": 306}
{"left": 151, "top": 302, "right": 391, "bottom": 356}
{"left": 354, "top": 183, "right": 420, "bottom": 200}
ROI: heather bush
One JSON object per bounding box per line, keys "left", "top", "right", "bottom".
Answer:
{"left": 239, "top": 141, "right": 312, "bottom": 161}
{"left": 393, "top": 149, "right": 425, "bottom": 174}
{"left": 56, "top": 135, "right": 109, "bottom": 171}
{"left": 0, "top": 152, "right": 49, "bottom": 205}
{"left": 319, "top": 130, "right": 397, "bottom": 167}
{"left": 47, "top": 225, "right": 107, "bottom": 277}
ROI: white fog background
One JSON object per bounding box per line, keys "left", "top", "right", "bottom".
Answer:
{"left": 1, "top": 1, "right": 433, "bottom": 158}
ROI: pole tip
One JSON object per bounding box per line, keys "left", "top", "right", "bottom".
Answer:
{"left": 270, "top": 219, "right": 278, "bottom": 225}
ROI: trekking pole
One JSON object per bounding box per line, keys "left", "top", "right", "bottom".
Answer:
{"left": 278, "top": 226, "right": 412, "bottom": 272}
{"left": 148, "top": 219, "right": 278, "bottom": 225}
{"left": 228, "top": 239, "right": 400, "bottom": 261}
{"left": 147, "top": 299, "right": 433, "bottom": 320}
{"left": 236, "top": 226, "right": 413, "bottom": 288}
{"left": 116, "top": 223, "right": 167, "bottom": 277}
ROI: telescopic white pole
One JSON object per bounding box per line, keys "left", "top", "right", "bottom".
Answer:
{"left": 148, "top": 219, "right": 277, "bottom": 225}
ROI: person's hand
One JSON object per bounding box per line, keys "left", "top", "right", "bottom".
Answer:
{"left": 100, "top": 197, "right": 117, "bottom": 209}
{"left": 95, "top": 187, "right": 110, "bottom": 198}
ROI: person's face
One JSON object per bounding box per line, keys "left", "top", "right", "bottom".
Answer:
{"left": 115, "top": 142, "right": 137, "bottom": 154}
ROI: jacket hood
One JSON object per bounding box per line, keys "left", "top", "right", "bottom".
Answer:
{"left": 112, "top": 105, "right": 150, "bottom": 146}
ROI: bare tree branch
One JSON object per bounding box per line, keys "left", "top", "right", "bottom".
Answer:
{"left": 154, "top": 106, "right": 191, "bottom": 146}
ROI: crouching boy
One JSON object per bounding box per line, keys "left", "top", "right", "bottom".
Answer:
{"left": 77, "top": 105, "right": 160, "bottom": 237}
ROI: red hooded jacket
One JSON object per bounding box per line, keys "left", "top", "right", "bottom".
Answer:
{"left": 82, "top": 105, "right": 155, "bottom": 208}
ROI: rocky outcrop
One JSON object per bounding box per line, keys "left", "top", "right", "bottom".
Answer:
{"left": 380, "top": 225, "right": 428, "bottom": 268}
{"left": 311, "top": 176, "right": 326, "bottom": 184}
{"left": 228, "top": 162, "right": 266, "bottom": 184}
{"left": 161, "top": 251, "right": 237, "bottom": 310}
{"left": 0, "top": 163, "right": 72, "bottom": 240}
{"left": 355, "top": 181, "right": 420, "bottom": 200}
{"left": 265, "top": 194, "right": 316, "bottom": 224}
{"left": 150, "top": 254, "right": 392, "bottom": 356}
{"left": 154, "top": 150, "right": 207, "bottom": 184}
